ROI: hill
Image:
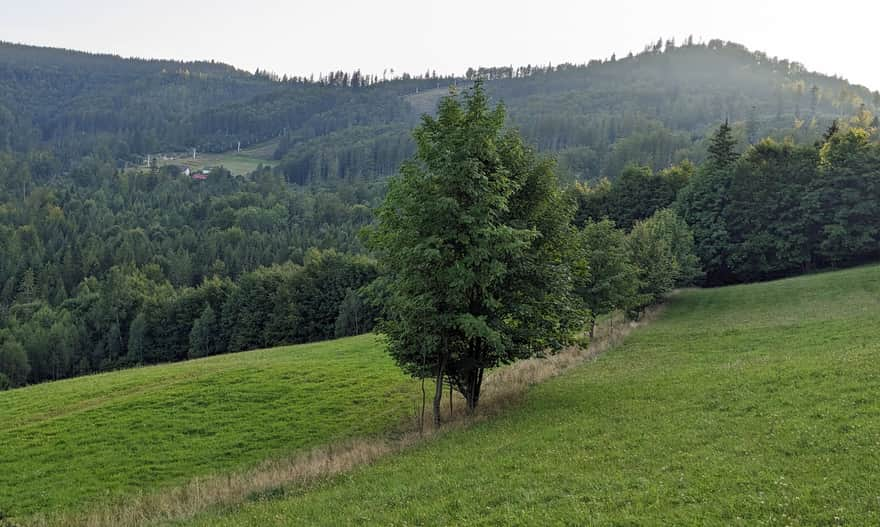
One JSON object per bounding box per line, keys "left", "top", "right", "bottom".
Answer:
{"left": 1, "top": 39, "right": 878, "bottom": 184}
{"left": 0, "top": 334, "right": 415, "bottom": 519}
{"left": 176, "top": 264, "right": 880, "bottom": 526}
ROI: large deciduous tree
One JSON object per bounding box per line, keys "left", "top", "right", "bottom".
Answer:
{"left": 366, "top": 82, "right": 582, "bottom": 426}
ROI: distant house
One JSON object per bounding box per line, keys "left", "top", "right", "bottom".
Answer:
{"left": 191, "top": 172, "right": 208, "bottom": 181}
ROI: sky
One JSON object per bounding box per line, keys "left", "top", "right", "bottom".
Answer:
{"left": 2, "top": 0, "right": 879, "bottom": 91}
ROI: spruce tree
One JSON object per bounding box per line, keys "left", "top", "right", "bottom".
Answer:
{"left": 707, "top": 120, "right": 738, "bottom": 168}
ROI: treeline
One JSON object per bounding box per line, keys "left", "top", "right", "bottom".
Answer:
{"left": 0, "top": 250, "right": 377, "bottom": 389}
{"left": 575, "top": 120, "right": 880, "bottom": 285}
{"left": 678, "top": 122, "right": 880, "bottom": 284}
{"left": 574, "top": 209, "right": 701, "bottom": 336}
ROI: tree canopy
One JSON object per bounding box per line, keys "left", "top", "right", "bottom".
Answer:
{"left": 367, "top": 82, "right": 583, "bottom": 423}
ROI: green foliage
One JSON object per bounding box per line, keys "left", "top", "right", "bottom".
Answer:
{"left": 0, "top": 249, "right": 377, "bottom": 387}
{"left": 812, "top": 128, "right": 880, "bottom": 264}
{"left": 647, "top": 209, "right": 703, "bottom": 286}
{"left": 185, "top": 265, "right": 880, "bottom": 527}
{"left": 334, "top": 288, "right": 371, "bottom": 338}
{"left": 572, "top": 161, "right": 692, "bottom": 229}
{"left": 726, "top": 139, "right": 819, "bottom": 280}
{"left": 678, "top": 123, "right": 880, "bottom": 284}
{"left": 627, "top": 209, "right": 701, "bottom": 313}
{"left": 573, "top": 219, "right": 640, "bottom": 334}
{"left": 0, "top": 158, "right": 384, "bottom": 385}
{"left": 707, "top": 120, "right": 739, "bottom": 169}
{"left": 367, "top": 82, "right": 582, "bottom": 414}
{"left": 0, "top": 338, "right": 28, "bottom": 387}
{"left": 2, "top": 39, "right": 873, "bottom": 184}
{"left": 188, "top": 305, "right": 221, "bottom": 358}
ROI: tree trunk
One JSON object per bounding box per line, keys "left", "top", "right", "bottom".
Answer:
{"left": 464, "top": 366, "right": 484, "bottom": 412}
{"left": 589, "top": 317, "right": 596, "bottom": 339}
{"left": 449, "top": 381, "right": 453, "bottom": 416}
{"left": 419, "top": 376, "right": 426, "bottom": 437}
{"left": 432, "top": 354, "right": 447, "bottom": 429}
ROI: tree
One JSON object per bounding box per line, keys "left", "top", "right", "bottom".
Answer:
{"left": 676, "top": 123, "right": 739, "bottom": 284}
{"left": 366, "top": 82, "right": 582, "bottom": 426}
{"left": 725, "top": 139, "right": 819, "bottom": 280}
{"left": 334, "top": 288, "right": 368, "bottom": 338}
{"left": 573, "top": 219, "right": 640, "bottom": 337}
{"left": 645, "top": 209, "right": 702, "bottom": 286}
{"left": 707, "top": 120, "right": 739, "bottom": 169}
{"left": 0, "top": 338, "right": 30, "bottom": 387}
{"left": 16, "top": 268, "right": 36, "bottom": 304}
{"left": 626, "top": 209, "right": 700, "bottom": 315}
{"left": 810, "top": 128, "right": 880, "bottom": 265}
{"left": 189, "top": 305, "right": 220, "bottom": 358}
{"left": 127, "top": 313, "right": 147, "bottom": 364}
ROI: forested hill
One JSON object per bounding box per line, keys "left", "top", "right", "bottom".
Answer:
{"left": 1, "top": 39, "right": 878, "bottom": 184}
{"left": 1, "top": 39, "right": 879, "bottom": 391}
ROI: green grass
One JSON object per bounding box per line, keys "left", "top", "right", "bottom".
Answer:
{"left": 0, "top": 334, "right": 415, "bottom": 518}
{"left": 154, "top": 139, "right": 278, "bottom": 176}
{"left": 183, "top": 265, "right": 880, "bottom": 526}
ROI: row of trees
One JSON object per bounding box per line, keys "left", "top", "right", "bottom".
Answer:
{"left": 371, "top": 83, "right": 880, "bottom": 425}
{"left": 574, "top": 119, "right": 880, "bottom": 286}
{"left": 368, "top": 84, "right": 700, "bottom": 425}
{"left": 0, "top": 250, "right": 377, "bottom": 389}
{"left": 678, "top": 121, "right": 880, "bottom": 284}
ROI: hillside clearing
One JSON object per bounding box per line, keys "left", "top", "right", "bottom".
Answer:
{"left": 183, "top": 265, "right": 880, "bottom": 526}
{"left": 153, "top": 139, "right": 279, "bottom": 176}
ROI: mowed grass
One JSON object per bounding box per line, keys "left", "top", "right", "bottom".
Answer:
{"left": 156, "top": 139, "right": 278, "bottom": 176}
{"left": 0, "top": 334, "right": 415, "bottom": 518}
{"left": 184, "top": 265, "right": 880, "bottom": 526}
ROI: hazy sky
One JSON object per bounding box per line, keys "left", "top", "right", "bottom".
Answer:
{"left": 3, "top": 0, "right": 879, "bottom": 90}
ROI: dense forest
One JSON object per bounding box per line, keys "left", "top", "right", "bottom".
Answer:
{"left": 3, "top": 38, "right": 878, "bottom": 180}
{"left": 1, "top": 39, "right": 879, "bottom": 390}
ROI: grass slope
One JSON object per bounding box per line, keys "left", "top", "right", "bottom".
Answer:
{"left": 0, "top": 335, "right": 414, "bottom": 518}
{"left": 186, "top": 265, "right": 880, "bottom": 526}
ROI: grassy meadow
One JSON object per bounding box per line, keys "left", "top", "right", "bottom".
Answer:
{"left": 183, "top": 264, "right": 880, "bottom": 526}
{"left": 155, "top": 140, "right": 278, "bottom": 176}
{"left": 0, "top": 335, "right": 415, "bottom": 519}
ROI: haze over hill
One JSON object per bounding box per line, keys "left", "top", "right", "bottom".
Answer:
{"left": 5, "top": 0, "right": 879, "bottom": 91}
{"left": 1, "top": 39, "right": 877, "bottom": 185}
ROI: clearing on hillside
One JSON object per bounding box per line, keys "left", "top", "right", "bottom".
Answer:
{"left": 152, "top": 139, "right": 279, "bottom": 176}
{"left": 0, "top": 334, "right": 414, "bottom": 519}
{"left": 186, "top": 265, "right": 880, "bottom": 526}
